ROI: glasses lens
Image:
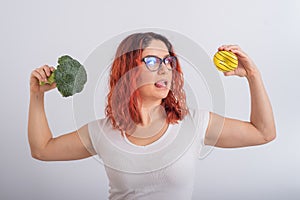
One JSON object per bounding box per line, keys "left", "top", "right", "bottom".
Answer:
{"left": 144, "top": 56, "right": 160, "bottom": 71}
{"left": 165, "top": 56, "right": 177, "bottom": 69}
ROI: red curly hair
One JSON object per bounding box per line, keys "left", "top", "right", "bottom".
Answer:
{"left": 105, "top": 32, "right": 188, "bottom": 132}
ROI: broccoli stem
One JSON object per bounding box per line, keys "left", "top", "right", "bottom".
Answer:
{"left": 39, "top": 70, "right": 56, "bottom": 85}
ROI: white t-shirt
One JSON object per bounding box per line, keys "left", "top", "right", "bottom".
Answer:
{"left": 87, "top": 109, "right": 210, "bottom": 200}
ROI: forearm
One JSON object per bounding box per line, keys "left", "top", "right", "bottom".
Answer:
{"left": 28, "top": 92, "right": 53, "bottom": 154}
{"left": 247, "top": 69, "right": 276, "bottom": 141}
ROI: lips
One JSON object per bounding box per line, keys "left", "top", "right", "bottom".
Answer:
{"left": 154, "top": 79, "right": 168, "bottom": 88}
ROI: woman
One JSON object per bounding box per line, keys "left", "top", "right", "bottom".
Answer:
{"left": 28, "top": 32, "right": 276, "bottom": 199}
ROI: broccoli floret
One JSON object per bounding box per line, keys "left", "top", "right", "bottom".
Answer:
{"left": 40, "top": 55, "right": 87, "bottom": 97}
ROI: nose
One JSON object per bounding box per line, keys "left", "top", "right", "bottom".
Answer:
{"left": 157, "top": 63, "right": 168, "bottom": 74}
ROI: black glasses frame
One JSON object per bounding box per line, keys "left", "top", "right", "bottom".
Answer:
{"left": 141, "top": 55, "right": 177, "bottom": 72}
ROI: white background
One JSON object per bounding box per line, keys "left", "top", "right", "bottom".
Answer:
{"left": 1, "top": 0, "right": 299, "bottom": 199}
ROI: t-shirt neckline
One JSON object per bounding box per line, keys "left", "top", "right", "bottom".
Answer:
{"left": 122, "top": 124, "right": 172, "bottom": 148}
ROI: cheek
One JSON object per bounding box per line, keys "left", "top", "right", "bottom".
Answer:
{"left": 137, "top": 70, "right": 156, "bottom": 88}
{"left": 168, "top": 72, "right": 173, "bottom": 84}
{"left": 138, "top": 84, "right": 154, "bottom": 96}
{"left": 169, "top": 72, "right": 173, "bottom": 80}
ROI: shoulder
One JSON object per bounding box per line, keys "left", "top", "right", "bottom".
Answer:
{"left": 188, "top": 108, "right": 210, "bottom": 125}
{"left": 85, "top": 117, "right": 116, "bottom": 156}
{"left": 87, "top": 117, "right": 113, "bottom": 139}
{"left": 87, "top": 117, "right": 111, "bottom": 130}
{"left": 184, "top": 108, "right": 211, "bottom": 139}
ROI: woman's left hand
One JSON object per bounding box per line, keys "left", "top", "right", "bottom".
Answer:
{"left": 218, "top": 45, "right": 259, "bottom": 78}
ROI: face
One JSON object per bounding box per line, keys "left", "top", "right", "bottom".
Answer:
{"left": 137, "top": 39, "right": 173, "bottom": 107}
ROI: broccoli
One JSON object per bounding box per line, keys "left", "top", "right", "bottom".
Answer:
{"left": 40, "top": 55, "right": 87, "bottom": 97}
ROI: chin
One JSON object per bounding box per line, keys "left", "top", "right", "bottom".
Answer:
{"left": 153, "top": 89, "right": 170, "bottom": 100}
{"left": 138, "top": 84, "right": 170, "bottom": 101}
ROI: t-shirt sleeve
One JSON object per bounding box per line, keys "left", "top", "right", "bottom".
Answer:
{"left": 75, "top": 123, "right": 97, "bottom": 156}
{"left": 189, "top": 109, "right": 211, "bottom": 158}
{"left": 189, "top": 109, "right": 210, "bottom": 140}
{"left": 196, "top": 109, "right": 210, "bottom": 145}
{"left": 86, "top": 119, "right": 103, "bottom": 158}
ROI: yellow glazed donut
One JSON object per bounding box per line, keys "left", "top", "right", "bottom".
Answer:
{"left": 213, "top": 51, "right": 238, "bottom": 72}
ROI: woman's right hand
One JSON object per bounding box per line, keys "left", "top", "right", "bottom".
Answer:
{"left": 30, "top": 65, "right": 57, "bottom": 94}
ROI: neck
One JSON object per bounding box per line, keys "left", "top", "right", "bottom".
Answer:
{"left": 139, "top": 99, "right": 162, "bottom": 126}
{"left": 127, "top": 103, "right": 167, "bottom": 139}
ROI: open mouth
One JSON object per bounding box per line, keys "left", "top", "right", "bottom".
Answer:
{"left": 154, "top": 80, "right": 168, "bottom": 88}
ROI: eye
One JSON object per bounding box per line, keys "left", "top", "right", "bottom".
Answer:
{"left": 144, "top": 57, "right": 159, "bottom": 67}
{"left": 164, "top": 56, "right": 176, "bottom": 67}
{"left": 164, "top": 57, "right": 172, "bottom": 64}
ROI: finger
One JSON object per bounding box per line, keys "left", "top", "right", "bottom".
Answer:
{"left": 36, "top": 66, "right": 49, "bottom": 81}
{"left": 42, "top": 65, "right": 52, "bottom": 77}
{"left": 31, "top": 70, "right": 44, "bottom": 82}
{"left": 218, "top": 45, "right": 240, "bottom": 52}
{"left": 218, "top": 45, "right": 227, "bottom": 51}
{"left": 227, "top": 44, "right": 240, "bottom": 49}
{"left": 44, "top": 82, "right": 56, "bottom": 90}
{"left": 223, "top": 71, "right": 235, "bottom": 76}
{"left": 35, "top": 68, "right": 47, "bottom": 81}
{"left": 50, "top": 82, "right": 57, "bottom": 89}
{"left": 230, "top": 49, "right": 248, "bottom": 58}
{"left": 224, "top": 45, "right": 240, "bottom": 52}
{"left": 46, "top": 82, "right": 57, "bottom": 90}
{"left": 36, "top": 69, "right": 47, "bottom": 82}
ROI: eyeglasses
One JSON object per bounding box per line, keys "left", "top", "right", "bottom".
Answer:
{"left": 141, "top": 55, "right": 177, "bottom": 72}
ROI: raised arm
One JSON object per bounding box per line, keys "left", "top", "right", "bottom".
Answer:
{"left": 204, "top": 45, "right": 276, "bottom": 148}
{"left": 28, "top": 65, "right": 96, "bottom": 161}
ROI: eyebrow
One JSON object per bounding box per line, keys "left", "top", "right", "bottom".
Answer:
{"left": 143, "top": 54, "right": 170, "bottom": 59}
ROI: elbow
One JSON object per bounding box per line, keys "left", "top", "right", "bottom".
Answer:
{"left": 30, "top": 149, "right": 49, "bottom": 161}
{"left": 31, "top": 152, "right": 41, "bottom": 160}
{"left": 29, "top": 139, "right": 53, "bottom": 161}
{"left": 262, "top": 129, "right": 277, "bottom": 144}
{"left": 31, "top": 150, "right": 43, "bottom": 161}
{"left": 264, "top": 134, "right": 276, "bottom": 143}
